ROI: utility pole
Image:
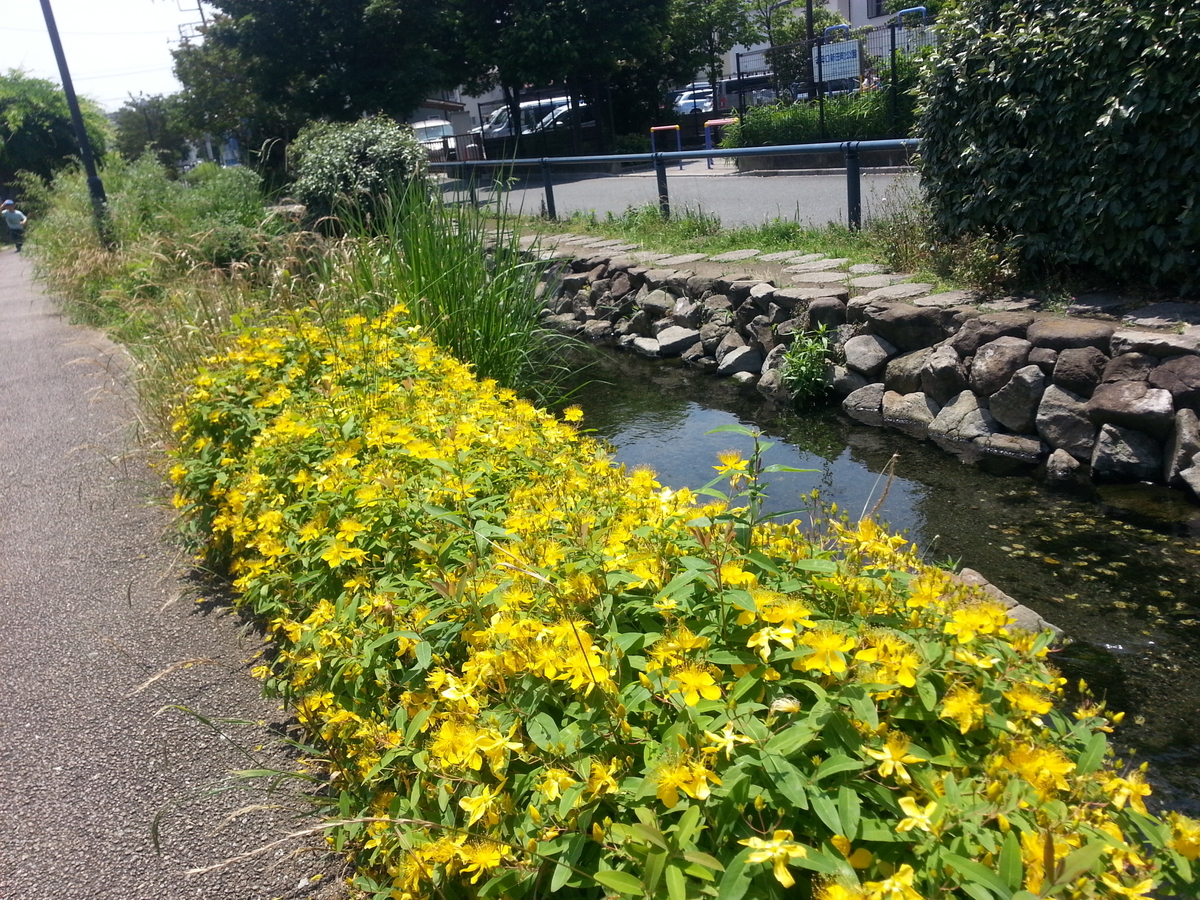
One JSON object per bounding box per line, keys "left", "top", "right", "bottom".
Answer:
{"left": 38, "top": 0, "right": 112, "bottom": 247}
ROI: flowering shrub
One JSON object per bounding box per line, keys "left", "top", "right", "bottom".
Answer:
{"left": 169, "top": 305, "right": 1199, "bottom": 900}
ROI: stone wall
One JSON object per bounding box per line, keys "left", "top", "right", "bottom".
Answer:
{"left": 540, "top": 251, "right": 1200, "bottom": 499}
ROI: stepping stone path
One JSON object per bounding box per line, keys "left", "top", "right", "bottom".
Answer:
{"left": 530, "top": 235, "right": 1200, "bottom": 336}
{"left": 707, "top": 249, "right": 762, "bottom": 262}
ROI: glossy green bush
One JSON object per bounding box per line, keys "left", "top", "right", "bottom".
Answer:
{"left": 917, "top": 0, "right": 1200, "bottom": 288}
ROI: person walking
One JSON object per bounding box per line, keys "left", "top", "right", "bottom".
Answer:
{"left": 2, "top": 200, "right": 27, "bottom": 252}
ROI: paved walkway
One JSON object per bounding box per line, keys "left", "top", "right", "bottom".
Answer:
{"left": 0, "top": 250, "right": 343, "bottom": 899}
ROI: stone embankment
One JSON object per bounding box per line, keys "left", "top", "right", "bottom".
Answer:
{"left": 530, "top": 232, "right": 1200, "bottom": 500}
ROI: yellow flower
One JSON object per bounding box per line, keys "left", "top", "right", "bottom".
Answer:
{"left": 586, "top": 759, "right": 621, "bottom": 798}
{"left": 795, "top": 626, "right": 856, "bottom": 676}
{"left": 747, "top": 626, "right": 796, "bottom": 663}
{"left": 1003, "top": 683, "right": 1053, "bottom": 720}
{"left": 896, "top": 796, "right": 937, "bottom": 833}
{"left": 714, "top": 450, "right": 748, "bottom": 475}
{"left": 459, "top": 782, "right": 503, "bottom": 827}
{"left": 1104, "top": 770, "right": 1153, "bottom": 815}
{"left": 458, "top": 840, "right": 505, "bottom": 884}
{"left": 1168, "top": 812, "right": 1200, "bottom": 860}
{"left": 1098, "top": 874, "right": 1157, "bottom": 898}
{"left": 864, "top": 732, "right": 922, "bottom": 783}
{"left": 943, "top": 602, "right": 1009, "bottom": 643}
{"left": 652, "top": 757, "right": 721, "bottom": 808}
{"left": 702, "top": 721, "right": 755, "bottom": 760}
{"left": 536, "top": 768, "right": 577, "bottom": 802}
{"left": 939, "top": 684, "right": 985, "bottom": 734}
{"left": 667, "top": 663, "right": 722, "bottom": 706}
{"left": 739, "top": 830, "right": 809, "bottom": 888}
{"left": 562, "top": 405, "right": 583, "bottom": 422}
{"left": 865, "top": 863, "right": 922, "bottom": 900}
{"left": 817, "top": 883, "right": 870, "bottom": 900}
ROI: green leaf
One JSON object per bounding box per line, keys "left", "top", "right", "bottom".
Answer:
{"left": 592, "top": 870, "right": 644, "bottom": 896}
{"left": 765, "top": 722, "right": 817, "bottom": 757}
{"left": 666, "top": 863, "right": 687, "bottom": 900}
{"left": 1052, "top": 841, "right": 1107, "bottom": 888}
{"left": 915, "top": 676, "right": 938, "bottom": 712}
{"left": 682, "top": 850, "right": 725, "bottom": 873}
{"left": 792, "top": 558, "right": 838, "bottom": 574}
{"left": 526, "top": 713, "right": 561, "bottom": 751}
{"left": 943, "top": 852, "right": 1012, "bottom": 899}
{"left": 1074, "top": 731, "right": 1107, "bottom": 775}
{"left": 837, "top": 786, "right": 862, "bottom": 838}
{"left": 706, "top": 424, "right": 756, "bottom": 437}
{"left": 999, "top": 830, "right": 1023, "bottom": 891}
{"left": 414, "top": 640, "right": 433, "bottom": 670}
{"left": 809, "top": 791, "right": 843, "bottom": 835}
{"left": 676, "top": 804, "right": 702, "bottom": 845}
{"left": 715, "top": 848, "right": 755, "bottom": 900}
{"left": 813, "top": 753, "right": 865, "bottom": 783}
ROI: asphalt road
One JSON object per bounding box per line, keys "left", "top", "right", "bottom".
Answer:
{"left": 0, "top": 249, "right": 344, "bottom": 899}
{"left": 457, "top": 160, "right": 920, "bottom": 228}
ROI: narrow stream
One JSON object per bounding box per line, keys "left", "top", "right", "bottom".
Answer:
{"left": 566, "top": 347, "right": 1200, "bottom": 815}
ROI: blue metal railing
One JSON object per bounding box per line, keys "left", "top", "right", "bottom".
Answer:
{"left": 430, "top": 138, "right": 919, "bottom": 230}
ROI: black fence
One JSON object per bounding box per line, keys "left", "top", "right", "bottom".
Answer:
{"left": 733, "top": 11, "right": 937, "bottom": 136}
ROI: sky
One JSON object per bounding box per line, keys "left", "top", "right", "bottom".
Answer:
{"left": 2, "top": 0, "right": 214, "bottom": 112}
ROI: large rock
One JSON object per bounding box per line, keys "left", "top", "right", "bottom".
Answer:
{"left": 1110, "top": 329, "right": 1200, "bottom": 358}
{"left": 1036, "top": 385, "right": 1097, "bottom": 460}
{"left": 671, "top": 297, "right": 704, "bottom": 329}
{"left": 990, "top": 364, "right": 1045, "bottom": 434}
{"left": 1148, "top": 354, "right": 1200, "bottom": 411}
{"left": 808, "top": 297, "right": 848, "bottom": 330}
{"left": 1052, "top": 346, "right": 1109, "bottom": 398}
{"left": 920, "top": 344, "right": 969, "bottom": 406}
{"left": 830, "top": 365, "right": 869, "bottom": 397}
{"left": 1045, "top": 448, "right": 1081, "bottom": 481}
{"left": 1090, "top": 423, "right": 1163, "bottom": 482}
{"left": 610, "top": 270, "right": 637, "bottom": 299}
{"left": 718, "top": 346, "right": 765, "bottom": 376}
{"left": 882, "top": 391, "right": 941, "bottom": 439}
{"left": 970, "top": 336, "right": 1032, "bottom": 396}
{"left": 884, "top": 348, "right": 933, "bottom": 394}
{"left": 656, "top": 326, "right": 702, "bottom": 357}
{"left": 746, "top": 316, "right": 778, "bottom": 354}
{"left": 929, "top": 391, "right": 998, "bottom": 442}
{"left": 948, "top": 312, "right": 1034, "bottom": 356}
{"left": 715, "top": 330, "right": 747, "bottom": 364}
{"left": 1164, "top": 408, "right": 1200, "bottom": 487}
{"left": 1102, "top": 352, "right": 1157, "bottom": 383}
{"left": 631, "top": 336, "right": 660, "bottom": 357}
{"left": 700, "top": 322, "right": 731, "bottom": 354}
{"left": 977, "top": 433, "right": 1046, "bottom": 463}
{"left": 756, "top": 368, "right": 792, "bottom": 401}
{"left": 868, "top": 304, "right": 961, "bottom": 351}
{"left": 1027, "top": 318, "right": 1114, "bottom": 352}
{"left": 772, "top": 285, "right": 849, "bottom": 311}
{"left": 843, "top": 383, "right": 886, "bottom": 426}
{"left": 843, "top": 334, "right": 897, "bottom": 379}
{"left": 1086, "top": 381, "right": 1175, "bottom": 439}
{"left": 581, "top": 320, "right": 614, "bottom": 342}
{"left": 639, "top": 289, "right": 675, "bottom": 317}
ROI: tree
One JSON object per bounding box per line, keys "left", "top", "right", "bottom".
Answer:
{"left": 668, "top": 0, "right": 762, "bottom": 94}
{"left": 112, "top": 94, "right": 190, "bottom": 169}
{"left": 918, "top": 0, "right": 1200, "bottom": 287}
{"left": 201, "top": 0, "right": 466, "bottom": 122}
{"left": 0, "top": 70, "right": 109, "bottom": 192}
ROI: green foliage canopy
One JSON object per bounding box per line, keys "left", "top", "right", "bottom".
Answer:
{"left": 202, "top": 0, "right": 465, "bottom": 121}
{"left": 917, "top": 0, "right": 1200, "bottom": 288}
{"left": 111, "top": 94, "right": 190, "bottom": 169}
{"left": 0, "top": 69, "right": 109, "bottom": 191}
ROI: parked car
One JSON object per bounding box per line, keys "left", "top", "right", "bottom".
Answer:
{"left": 473, "top": 97, "right": 570, "bottom": 139}
{"left": 528, "top": 102, "right": 596, "bottom": 134}
{"left": 674, "top": 90, "right": 713, "bottom": 114}
{"left": 411, "top": 119, "right": 457, "bottom": 161}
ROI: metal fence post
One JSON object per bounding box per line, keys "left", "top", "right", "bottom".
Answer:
{"left": 655, "top": 154, "right": 670, "bottom": 218}
{"left": 845, "top": 143, "right": 862, "bottom": 231}
{"left": 540, "top": 159, "right": 557, "bottom": 220}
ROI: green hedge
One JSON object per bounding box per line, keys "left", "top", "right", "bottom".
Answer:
{"left": 917, "top": 0, "right": 1200, "bottom": 288}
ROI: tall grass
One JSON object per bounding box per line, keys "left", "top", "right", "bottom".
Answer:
{"left": 322, "top": 181, "right": 568, "bottom": 399}
{"left": 32, "top": 155, "right": 569, "bottom": 434}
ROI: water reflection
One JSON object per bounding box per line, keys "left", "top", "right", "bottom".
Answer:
{"left": 567, "top": 347, "right": 1200, "bottom": 814}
